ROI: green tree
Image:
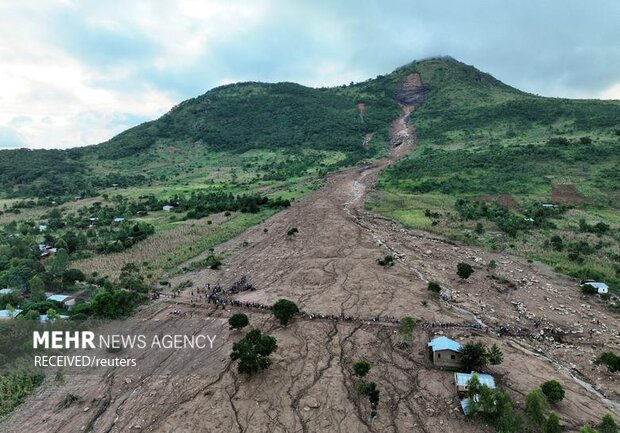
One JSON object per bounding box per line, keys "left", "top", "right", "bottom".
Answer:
{"left": 272, "top": 299, "right": 299, "bottom": 325}
{"left": 352, "top": 360, "right": 372, "bottom": 378}
{"left": 525, "top": 389, "right": 548, "bottom": 428}
{"left": 487, "top": 343, "right": 504, "bottom": 365}
{"left": 28, "top": 275, "right": 46, "bottom": 301}
{"left": 118, "top": 263, "right": 149, "bottom": 292}
{"left": 457, "top": 262, "right": 474, "bottom": 279}
{"left": 46, "top": 308, "right": 61, "bottom": 321}
{"left": 600, "top": 413, "right": 618, "bottom": 433}
{"left": 230, "top": 329, "right": 277, "bottom": 375}
{"left": 398, "top": 316, "right": 416, "bottom": 345}
{"left": 460, "top": 342, "right": 488, "bottom": 372}
{"left": 543, "top": 412, "right": 562, "bottom": 433}
{"left": 540, "top": 380, "right": 565, "bottom": 404}
{"left": 228, "top": 313, "right": 249, "bottom": 331}
{"left": 580, "top": 427, "right": 599, "bottom": 433}
{"left": 47, "top": 248, "right": 69, "bottom": 277}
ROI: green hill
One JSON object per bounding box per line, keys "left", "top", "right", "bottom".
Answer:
{"left": 368, "top": 57, "right": 620, "bottom": 290}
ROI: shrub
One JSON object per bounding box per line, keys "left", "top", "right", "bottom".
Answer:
{"left": 543, "top": 412, "right": 562, "bottom": 433}
{"left": 398, "top": 316, "right": 416, "bottom": 345}
{"left": 427, "top": 281, "right": 441, "bottom": 293}
{"left": 540, "top": 380, "right": 565, "bottom": 404}
{"left": 377, "top": 255, "right": 395, "bottom": 267}
{"left": 595, "top": 352, "right": 620, "bottom": 373}
{"left": 600, "top": 413, "right": 618, "bottom": 433}
{"left": 457, "top": 262, "right": 474, "bottom": 279}
{"left": 352, "top": 360, "right": 372, "bottom": 378}
{"left": 287, "top": 227, "right": 299, "bottom": 236}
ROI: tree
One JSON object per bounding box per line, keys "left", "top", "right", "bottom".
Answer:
{"left": 20, "top": 309, "right": 41, "bottom": 321}
{"left": 398, "top": 316, "right": 416, "bottom": 345}
{"left": 427, "top": 281, "right": 441, "bottom": 293}
{"left": 28, "top": 275, "right": 46, "bottom": 301}
{"left": 228, "top": 313, "right": 249, "bottom": 331}
{"left": 457, "top": 262, "right": 474, "bottom": 279}
{"left": 46, "top": 308, "right": 61, "bottom": 321}
{"left": 525, "top": 389, "right": 548, "bottom": 428}
{"left": 352, "top": 360, "right": 372, "bottom": 378}
{"left": 272, "top": 299, "right": 299, "bottom": 326}
{"left": 230, "top": 329, "right": 277, "bottom": 375}
{"left": 580, "top": 427, "right": 599, "bottom": 433}
{"left": 460, "top": 342, "right": 488, "bottom": 372}
{"left": 118, "top": 263, "right": 149, "bottom": 292}
{"left": 487, "top": 343, "right": 504, "bottom": 365}
{"left": 540, "top": 380, "right": 565, "bottom": 404}
{"left": 600, "top": 413, "right": 618, "bottom": 433}
{"left": 543, "top": 412, "right": 562, "bottom": 433}
{"left": 47, "top": 248, "right": 69, "bottom": 277}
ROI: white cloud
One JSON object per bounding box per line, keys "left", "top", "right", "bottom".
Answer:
{"left": 599, "top": 82, "right": 620, "bottom": 100}
{"left": 0, "top": 0, "right": 619, "bottom": 149}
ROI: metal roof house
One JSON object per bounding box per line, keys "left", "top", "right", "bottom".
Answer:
{"left": 428, "top": 336, "right": 462, "bottom": 368}
{"left": 39, "top": 314, "right": 70, "bottom": 322}
{"left": 583, "top": 282, "right": 609, "bottom": 294}
{"left": 455, "top": 372, "right": 496, "bottom": 395}
{"left": 0, "top": 288, "right": 14, "bottom": 295}
{"left": 47, "top": 294, "right": 76, "bottom": 308}
{"left": 0, "top": 309, "right": 22, "bottom": 320}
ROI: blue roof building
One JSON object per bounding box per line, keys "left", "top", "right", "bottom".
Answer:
{"left": 455, "top": 372, "right": 496, "bottom": 394}
{"left": 428, "top": 336, "right": 462, "bottom": 367}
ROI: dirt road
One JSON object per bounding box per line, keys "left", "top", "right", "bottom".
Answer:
{"left": 2, "top": 76, "right": 618, "bottom": 433}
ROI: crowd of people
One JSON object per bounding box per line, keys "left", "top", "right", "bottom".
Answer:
{"left": 159, "top": 276, "right": 484, "bottom": 330}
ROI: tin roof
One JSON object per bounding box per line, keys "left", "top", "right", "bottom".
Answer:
{"left": 428, "top": 336, "right": 462, "bottom": 352}
{"left": 455, "top": 372, "right": 496, "bottom": 388}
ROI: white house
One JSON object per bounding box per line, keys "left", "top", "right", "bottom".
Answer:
{"left": 162, "top": 205, "right": 175, "bottom": 212}
{"left": 0, "top": 288, "right": 13, "bottom": 295}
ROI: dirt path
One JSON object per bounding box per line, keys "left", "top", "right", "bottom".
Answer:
{"left": 2, "top": 78, "right": 618, "bottom": 433}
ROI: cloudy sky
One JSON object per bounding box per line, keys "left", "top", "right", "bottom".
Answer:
{"left": 1, "top": 0, "right": 619, "bottom": 150}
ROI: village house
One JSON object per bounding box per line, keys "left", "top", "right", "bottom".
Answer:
{"left": 113, "top": 217, "right": 125, "bottom": 223}
{"left": 428, "top": 336, "right": 462, "bottom": 368}
{"left": 47, "top": 294, "right": 76, "bottom": 309}
{"left": 0, "top": 309, "right": 22, "bottom": 320}
{"left": 38, "top": 244, "right": 58, "bottom": 257}
{"left": 0, "top": 288, "right": 14, "bottom": 295}
{"left": 454, "top": 372, "right": 496, "bottom": 395}
{"left": 582, "top": 281, "right": 609, "bottom": 294}
{"left": 162, "top": 205, "right": 175, "bottom": 212}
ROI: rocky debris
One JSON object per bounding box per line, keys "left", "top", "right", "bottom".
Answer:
{"left": 440, "top": 287, "right": 453, "bottom": 301}
{"left": 394, "top": 73, "right": 425, "bottom": 106}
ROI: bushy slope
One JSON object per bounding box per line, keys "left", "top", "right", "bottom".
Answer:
{"left": 0, "top": 78, "right": 402, "bottom": 198}
{"left": 373, "top": 57, "right": 620, "bottom": 290}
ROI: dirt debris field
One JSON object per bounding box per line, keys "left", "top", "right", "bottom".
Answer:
{"left": 2, "top": 81, "right": 619, "bottom": 433}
